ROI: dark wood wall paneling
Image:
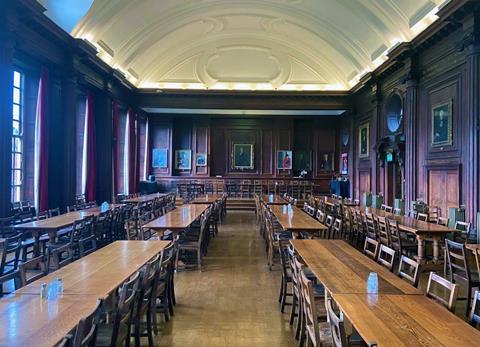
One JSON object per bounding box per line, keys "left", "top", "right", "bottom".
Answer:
{"left": 147, "top": 116, "right": 341, "bottom": 192}
{"left": 351, "top": 8, "right": 480, "bottom": 222}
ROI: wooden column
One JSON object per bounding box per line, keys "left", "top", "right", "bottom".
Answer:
{"left": 370, "top": 82, "right": 382, "bottom": 195}
{"left": 61, "top": 70, "right": 78, "bottom": 208}
{"left": 0, "top": 27, "right": 14, "bottom": 217}
{"left": 95, "top": 89, "right": 113, "bottom": 203}
{"left": 404, "top": 56, "right": 420, "bottom": 207}
{"left": 464, "top": 15, "right": 480, "bottom": 222}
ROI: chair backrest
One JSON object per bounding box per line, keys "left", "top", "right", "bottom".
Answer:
{"left": 331, "top": 218, "right": 343, "bottom": 239}
{"left": 469, "top": 290, "right": 480, "bottom": 327}
{"left": 365, "top": 213, "right": 377, "bottom": 239}
{"left": 363, "top": 237, "right": 379, "bottom": 260}
{"left": 325, "top": 215, "right": 334, "bottom": 229}
{"left": 376, "top": 216, "right": 390, "bottom": 246}
{"left": 386, "top": 218, "right": 402, "bottom": 254}
{"left": 416, "top": 212, "right": 428, "bottom": 222}
{"left": 326, "top": 298, "right": 348, "bottom": 347}
{"left": 48, "top": 207, "right": 61, "bottom": 217}
{"left": 278, "top": 240, "right": 290, "bottom": 279}
{"left": 377, "top": 244, "right": 396, "bottom": 271}
{"left": 37, "top": 211, "right": 49, "bottom": 220}
{"left": 436, "top": 217, "right": 449, "bottom": 226}
{"left": 72, "top": 299, "right": 103, "bottom": 347}
{"left": 0, "top": 233, "right": 23, "bottom": 275}
{"left": 125, "top": 218, "right": 140, "bottom": 240}
{"left": 426, "top": 272, "right": 459, "bottom": 312}
{"left": 316, "top": 209, "right": 326, "bottom": 223}
{"left": 445, "top": 239, "right": 471, "bottom": 284}
{"left": 398, "top": 255, "right": 420, "bottom": 288}
{"left": 19, "top": 255, "right": 48, "bottom": 287}
{"left": 381, "top": 204, "right": 393, "bottom": 213}
{"left": 393, "top": 207, "right": 402, "bottom": 215}
{"left": 454, "top": 221, "right": 472, "bottom": 241}
{"left": 111, "top": 272, "right": 140, "bottom": 346}
{"left": 299, "top": 267, "right": 321, "bottom": 345}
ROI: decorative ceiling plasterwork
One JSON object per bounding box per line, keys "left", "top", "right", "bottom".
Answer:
{"left": 41, "top": 0, "right": 450, "bottom": 91}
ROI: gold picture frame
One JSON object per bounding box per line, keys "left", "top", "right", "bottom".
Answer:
{"left": 431, "top": 101, "right": 453, "bottom": 147}
{"left": 358, "top": 122, "right": 369, "bottom": 158}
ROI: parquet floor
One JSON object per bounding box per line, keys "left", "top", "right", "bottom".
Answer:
{"left": 155, "top": 211, "right": 295, "bottom": 346}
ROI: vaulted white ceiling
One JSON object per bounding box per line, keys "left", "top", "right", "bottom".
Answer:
{"left": 41, "top": 0, "right": 450, "bottom": 91}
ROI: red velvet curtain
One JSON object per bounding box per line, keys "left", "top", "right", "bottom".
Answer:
{"left": 112, "top": 99, "right": 119, "bottom": 197}
{"left": 127, "top": 108, "right": 135, "bottom": 194}
{"left": 135, "top": 114, "right": 141, "bottom": 192}
{"left": 36, "top": 67, "right": 49, "bottom": 212}
{"left": 85, "top": 92, "right": 96, "bottom": 201}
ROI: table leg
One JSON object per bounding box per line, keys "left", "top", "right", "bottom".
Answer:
{"left": 32, "top": 230, "right": 41, "bottom": 257}
{"left": 432, "top": 235, "right": 441, "bottom": 263}
{"left": 416, "top": 235, "right": 425, "bottom": 264}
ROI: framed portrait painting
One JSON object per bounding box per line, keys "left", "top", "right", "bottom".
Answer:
{"left": 233, "top": 144, "right": 254, "bottom": 169}
{"left": 319, "top": 152, "right": 334, "bottom": 171}
{"left": 277, "top": 150, "right": 292, "bottom": 170}
{"left": 196, "top": 153, "right": 207, "bottom": 167}
{"left": 152, "top": 148, "right": 168, "bottom": 168}
{"left": 358, "top": 123, "right": 369, "bottom": 159}
{"left": 432, "top": 101, "right": 452, "bottom": 147}
{"left": 293, "top": 150, "right": 312, "bottom": 171}
{"left": 175, "top": 149, "right": 192, "bottom": 170}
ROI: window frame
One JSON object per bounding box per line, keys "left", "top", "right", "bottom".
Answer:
{"left": 11, "top": 69, "right": 25, "bottom": 203}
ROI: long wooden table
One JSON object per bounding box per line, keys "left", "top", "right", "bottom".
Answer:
{"left": 142, "top": 204, "right": 210, "bottom": 237}
{"left": 262, "top": 194, "right": 287, "bottom": 205}
{"left": 269, "top": 204, "right": 327, "bottom": 237}
{"left": 0, "top": 241, "right": 169, "bottom": 346}
{"left": 358, "top": 206, "right": 457, "bottom": 263}
{"left": 292, "top": 239, "right": 480, "bottom": 346}
{"left": 291, "top": 239, "right": 421, "bottom": 295}
{"left": 123, "top": 193, "right": 167, "bottom": 204}
{"left": 324, "top": 196, "right": 357, "bottom": 207}
{"left": 15, "top": 240, "right": 170, "bottom": 297}
{"left": 192, "top": 194, "right": 222, "bottom": 204}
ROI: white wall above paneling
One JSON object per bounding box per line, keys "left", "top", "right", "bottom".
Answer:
{"left": 40, "top": 0, "right": 450, "bottom": 91}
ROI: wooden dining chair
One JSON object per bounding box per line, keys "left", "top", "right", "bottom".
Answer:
{"left": 426, "top": 272, "right": 459, "bottom": 313}
{"left": 18, "top": 254, "right": 48, "bottom": 287}
{"left": 453, "top": 221, "right": 472, "bottom": 243}
{"left": 363, "top": 237, "right": 379, "bottom": 260}
{"left": 287, "top": 247, "right": 301, "bottom": 333}
{"left": 393, "top": 207, "right": 403, "bottom": 215}
{"left": 156, "top": 253, "right": 173, "bottom": 323}
{"left": 376, "top": 216, "right": 390, "bottom": 246}
{"left": 134, "top": 254, "right": 161, "bottom": 347}
{"left": 96, "top": 272, "right": 141, "bottom": 347}
{"left": 445, "top": 239, "right": 480, "bottom": 316}
{"left": 278, "top": 240, "right": 293, "bottom": 313}
{"left": 398, "top": 255, "right": 420, "bottom": 288}
{"left": 299, "top": 270, "right": 332, "bottom": 346}
{"left": 71, "top": 299, "right": 103, "bottom": 347}
{"left": 316, "top": 209, "right": 326, "bottom": 224}
{"left": 324, "top": 215, "right": 334, "bottom": 239}
{"left": 469, "top": 290, "right": 480, "bottom": 328}
{"left": 48, "top": 207, "right": 61, "bottom": 218}
{"left": 0, "top": 233, "right": 23, "bottom": 283}
{"left": 326, "top": 298, "right": 348, "bottom": 347}
{"left": 331, "top": 218, "right": 343, "bottom": 240}
{"left": 377, "top": 244, "right": 396, "bottom": 271}
{"left": 436, "top": 216, "right": 449, "bottom": 227}
{"left": 365, "top": 213, "right": 377, "bottom": 240}
{"left": 381, "top": 204, "right": 393, "bottom": 213}
{"left": 176, "top": 212, "right": 208, "bottom": 271}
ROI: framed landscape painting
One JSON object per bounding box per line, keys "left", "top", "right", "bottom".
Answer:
{"left": 277, "top": 150, "right": 292, "bottom": 170}
{"left": 196, "top": 153, "right": 207, "bottom": 166}
{"left": 432, "top": 101, "right": 452, "bottom": 147}
{"left": 358, "top": 122, "right": 369, "bottom": 158}
{"left": 233, "top": 144, "right": 254, "bottom": 169}
{"left": 175, "top": 149, "right": 192, "bottom": 170}
{"left": 293, "top": 150, "right": 312, "bottom": 171}
{"left": 152, "top": 148, "right": 168, "bottom": 168}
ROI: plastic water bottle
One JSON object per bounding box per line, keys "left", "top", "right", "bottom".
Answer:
{"left": 101, "top": 201, "right": 109, "bottom": 212}
{"left": 56, "top": 277, "right": 64, "bottom": 293}
{"left": 367, "top": 272, "right": 378, "bottom": 294}
{"left": 40, "top": 283, "right": 47, "bottom": 299}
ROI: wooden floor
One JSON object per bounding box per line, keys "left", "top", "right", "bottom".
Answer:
{"left": 155, "top": 211, "right": 295, "bottom": 346}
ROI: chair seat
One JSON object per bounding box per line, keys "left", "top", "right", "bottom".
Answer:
{"left": 306, "top": 321, "right": 332, "bottom": 344}
{"left": 274, "top": 232, "right": 292, "bottom": 241}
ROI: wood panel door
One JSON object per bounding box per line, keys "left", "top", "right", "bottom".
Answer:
{"left": 359, "top": 170, "right": 371, "bottom": 200}
{"left": 428, "top": 168, "right": 459, "bottom": 217}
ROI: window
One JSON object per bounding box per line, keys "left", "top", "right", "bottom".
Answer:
{"left": 11, "top": 70, "right": 24, "bottom": 203}
{"left": 76, "top": 96, "right": 87, "bottom": 195}
{"left": 117, "top": 108, "right": 127, "bottom": 194}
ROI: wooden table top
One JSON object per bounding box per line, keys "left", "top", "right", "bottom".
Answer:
{"left": 192, "top": 194, "right": 222, "bottom": 204}
{"left": 82, "top": 203, "right": 124, "bottom": 213}
{"left": 269, "top": 204, "right": 328, "bottom": 231}
{"left": 142, "top": 204, "right": 209, "bottom": 230}
{"left": 16, "top": 240, "right": 170, "bottom": 297}
{"left": 358, "top": 207, "right": 456, "bottom": 235}
{"left": 123, "top": 193, "right": 167, "bottom": 204}
{"left": 466, "top": 244, "right": 480, "bottom": 252}
{"left": 262, "top": 195, "right": 287, "bottom": 205}
{"left": 13, "top": 211, "right": 97, "bottom": 230}
{"left": 333, "top": 293, "right": 480, "bottom": 346}
{"left": 324, "top": 197, "right": 357, "bottom": 207}
{"left": 291, "top": 239, "right": 421, "bottom": 295}
{"left": 0, "top": 293, "right": 100, "bottom": 347}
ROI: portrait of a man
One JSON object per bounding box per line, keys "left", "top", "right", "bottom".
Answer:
{"left": 432, "top": 102, "right": 452, "bottom": 147}
{"left": 175, "top": 150, "right": 191, "bottom": 170}
{"left": 293, "top": 150, "right": 312, "bottom": 171}
{"left": 319, "top": 153, "right": 333, "bottom": 171}
{"left": 277, "top": 150, "right": 292, "bottom": 170}
{"left": 358, "top": 123, "right": 369, "bottom": 158}
{"left": 233, "top": 144, "right": 253, "bottom": 169}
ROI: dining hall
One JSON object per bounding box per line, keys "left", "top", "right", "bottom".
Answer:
{"left": 1, "top": 0, "right": 480, "bottom": 346}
